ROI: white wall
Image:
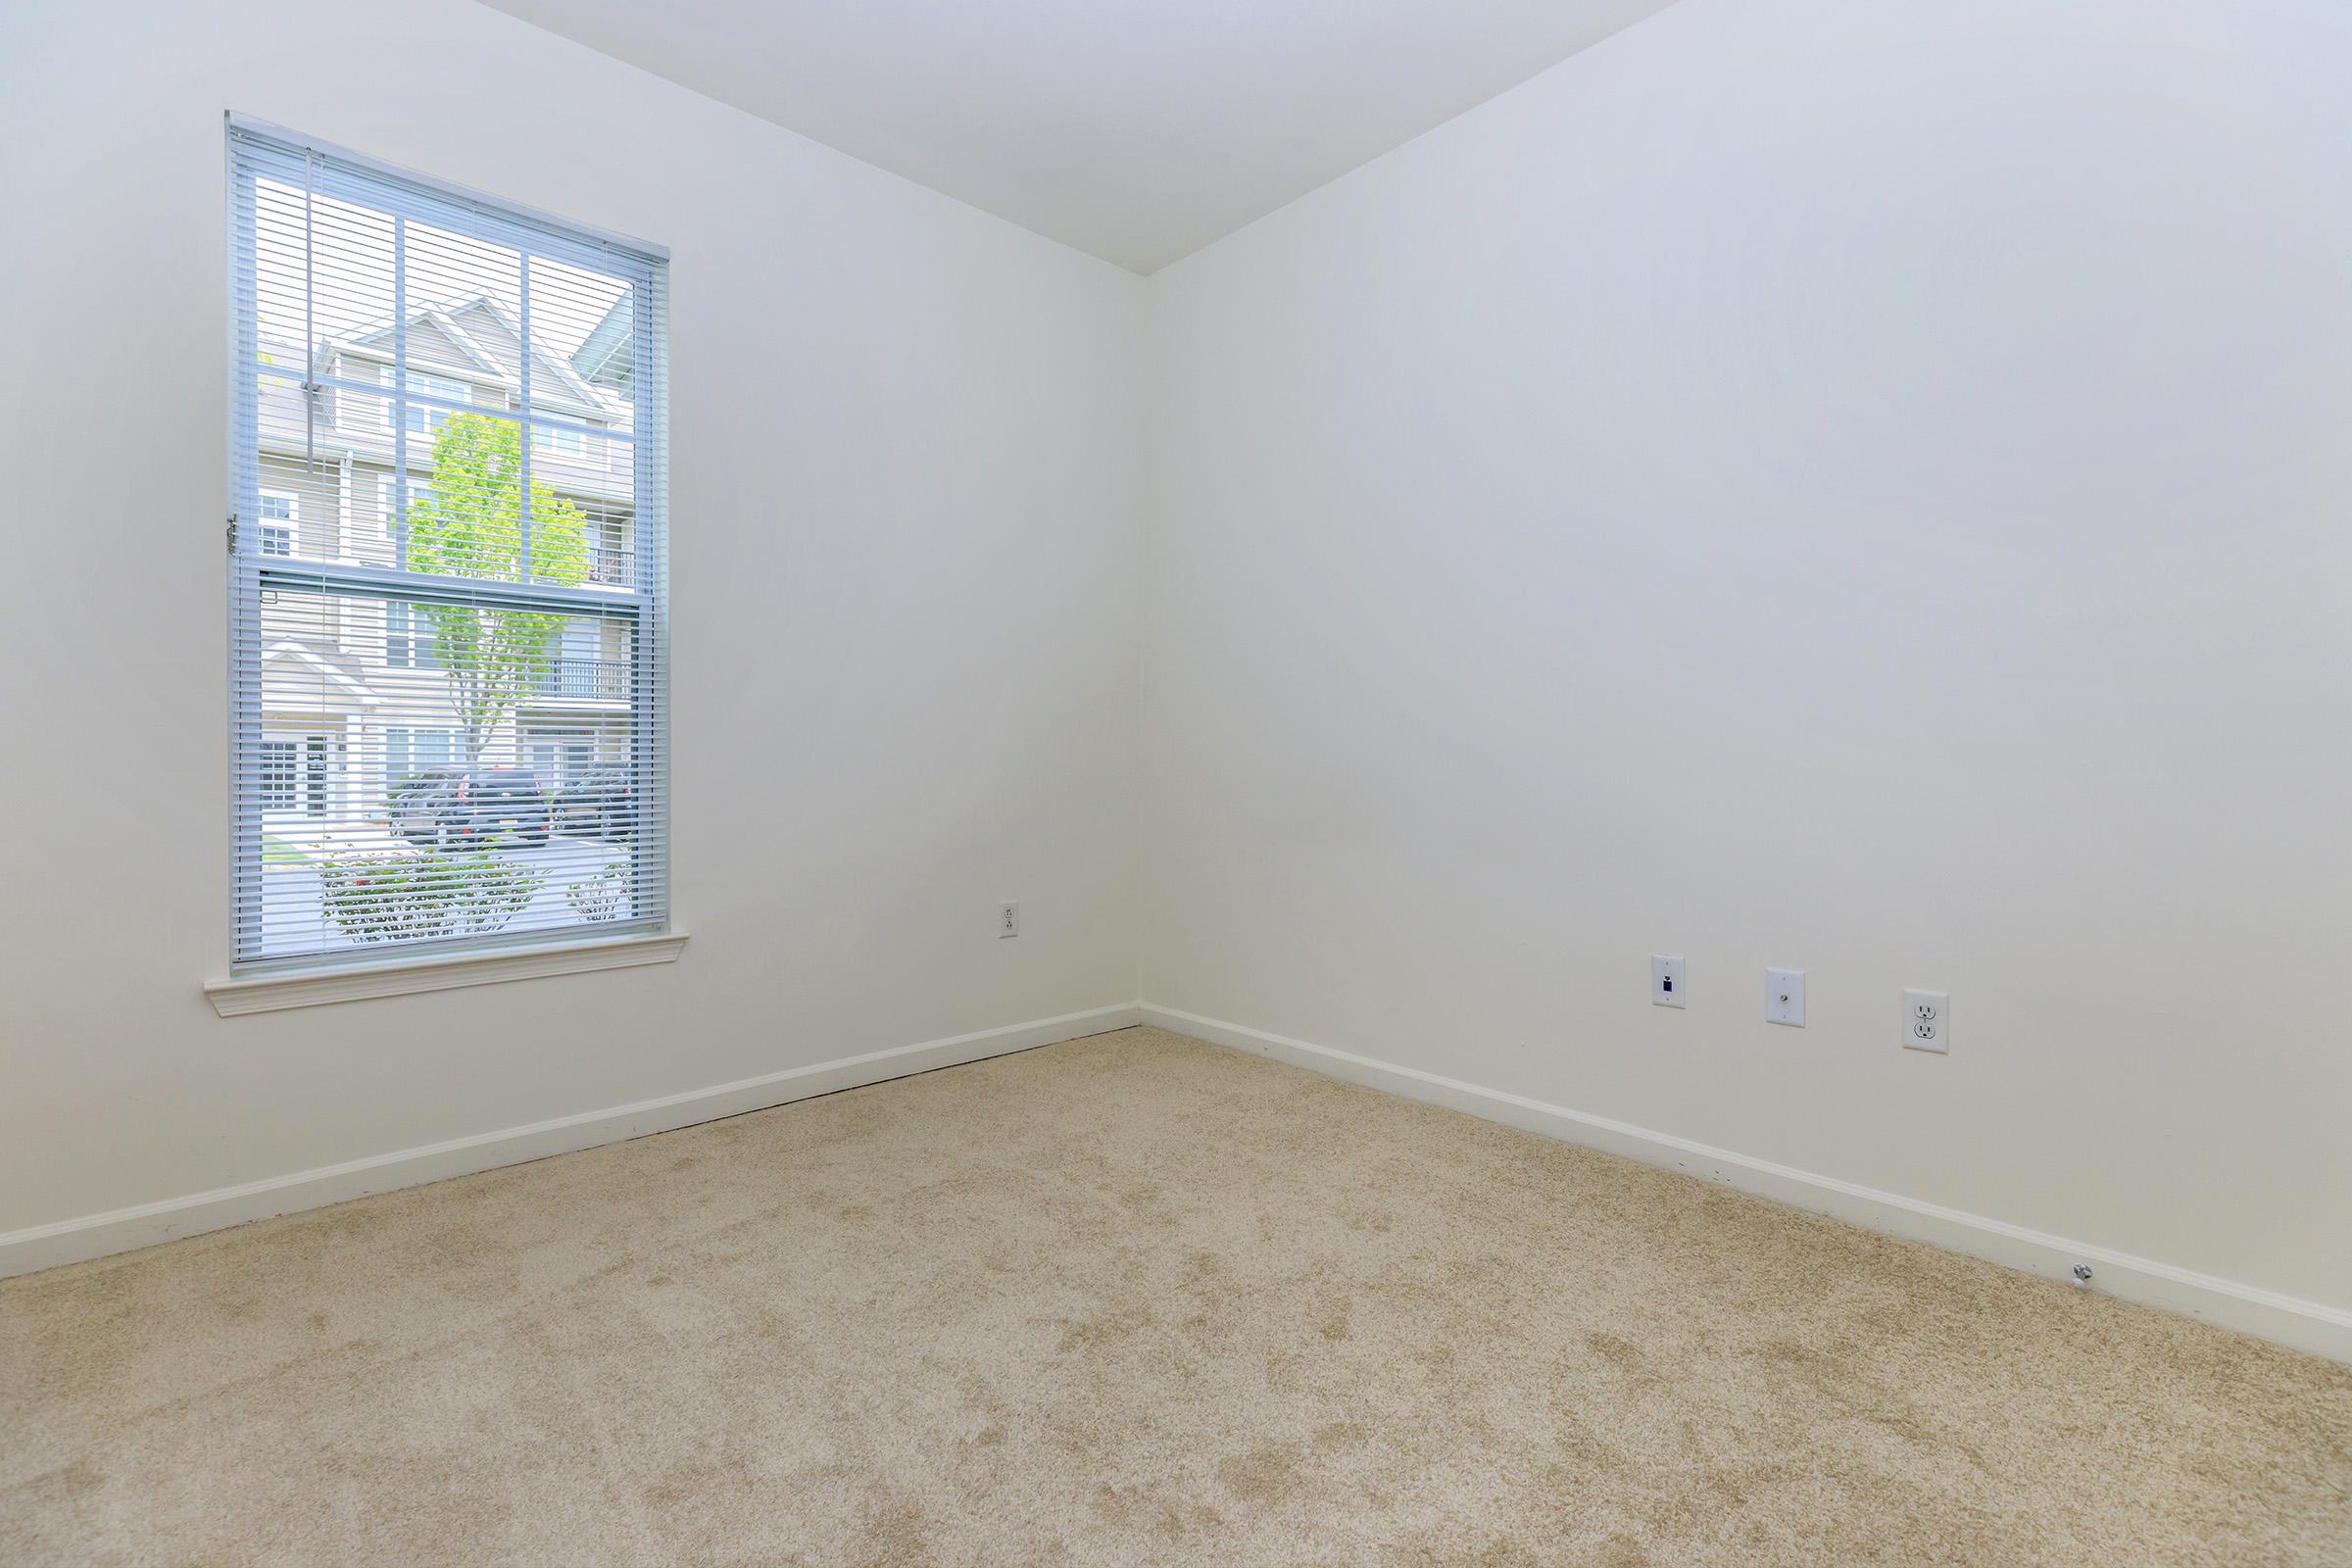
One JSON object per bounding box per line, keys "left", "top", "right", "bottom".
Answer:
{"left": 0, "top": 0, "right": 1145, "bottom": 1240}
{"left": 1142, "top": 0, "right": 2352, "bottom": 1317}
{"left": 5, "top": 0, "right": 2345, "bottom": 1344}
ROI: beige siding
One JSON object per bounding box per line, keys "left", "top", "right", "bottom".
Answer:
{"left": 329, "top": 353, "right": 389, "bottom": 431}
{"left": 404, "top": 319, "right": 478, "bottom": 380}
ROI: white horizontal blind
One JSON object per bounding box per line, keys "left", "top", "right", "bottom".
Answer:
{"left": 227, "top": 122, "right": 668, "bottom": 969}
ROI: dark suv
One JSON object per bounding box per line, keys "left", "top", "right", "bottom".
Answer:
{"left": 388, "top": 767, "right": 552, "bottom": 850}
{"left": 553, "top": 766, "right": 637, "bottom": 842}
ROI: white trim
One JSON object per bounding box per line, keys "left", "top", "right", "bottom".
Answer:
{"left": 454, "top": 293, "right": 608, "bottom": 409}
{"left": 354, "top": 307, "right": 507, "bottom": 381}
{"left": 260, "top": 640, "right": 380, "bottom": 705}
{"left": 207, "top": 929, "right": 689, "bottom": 1015}
{"left": 421, "top": 307, "right": 510, "bottom": 383}
{"left": 334, "top": 299, "right": 619, "bottom": 420}
{"left": 1, "top": 1002, "right": 1144, "bottom": 1279}
{"left": 1141, "top": 1004, "right": 2352, "bottom": 1365}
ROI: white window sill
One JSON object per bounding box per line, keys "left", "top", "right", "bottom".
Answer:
{"left": 205, "top": 930, "right": 687, "bottom": 1017}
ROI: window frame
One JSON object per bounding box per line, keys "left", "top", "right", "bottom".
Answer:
{"left": 225, "top": 117, "right": 670, "bottom": 979}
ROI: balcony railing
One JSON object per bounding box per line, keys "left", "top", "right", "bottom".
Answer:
{"left": 535, "top": 658, "right": 628, "bottom": 701}
{"left": 585, "top": 547, "right": 636, "bottom": 587}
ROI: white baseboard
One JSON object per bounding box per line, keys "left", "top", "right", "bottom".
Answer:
{"left": 0, "top": 1002, "right": 1144, "bottom": 1281}
{"left": 1142, "top": 1004, "right": 2352, "bottom": 1365}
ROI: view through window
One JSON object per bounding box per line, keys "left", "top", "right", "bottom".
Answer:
{"left": 228, "top": 122, "right": 667, "bottom": 967}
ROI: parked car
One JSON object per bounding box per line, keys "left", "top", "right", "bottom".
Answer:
{"left": 384, "top": 769, "right": 461, "bottom": 833}
{"left": 388, "top": 767, "right": 552, "bottom": 850}
{"left": 552, "top": 766, "right": 637, "bottom": 842}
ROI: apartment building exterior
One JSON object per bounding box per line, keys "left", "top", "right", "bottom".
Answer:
{"left": 254, "top": 293, "right": 637, "bottom": 829}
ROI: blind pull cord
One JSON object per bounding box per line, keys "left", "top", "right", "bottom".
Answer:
{"left": 301, "top": 147, "right": 319, "bottom": 471}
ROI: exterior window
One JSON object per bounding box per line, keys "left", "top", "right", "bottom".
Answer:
{"left": 258, "top": 740, "right": 297, "bottom": 811}
{"left": 259, "top": 734, "right": 329, "bottom": 817}
{"left": 230, "top": 121, "right": 667, "bottom": 969}
{"left": 384, "top": 603, "right": 441, "bottom": 670}
{"left": 372, "top": 474, "right": 433, "bottom": 539}
{"left": 258, "top": 491, "right": 296, "bottom": 556}
{"left": 387, "top": 368, "right": 471, "bottom": 433}
{"left": 527, "top": 725, "right": 596, "bottom": 783}
{"left": 384, "top": 725, "right": 460, "bottom": 789}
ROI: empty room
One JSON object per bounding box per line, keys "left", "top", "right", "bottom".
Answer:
{"left": 3, "top": 0, "right": 2348, "bottom": 1562}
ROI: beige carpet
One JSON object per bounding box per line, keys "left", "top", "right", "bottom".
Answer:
{"left": 3, "top": 1027, "right": 2347, "bottom": 1566}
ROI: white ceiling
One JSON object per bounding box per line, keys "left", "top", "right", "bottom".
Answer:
{"left": 477, "top": 0, "right": 1682, "bottom": 273}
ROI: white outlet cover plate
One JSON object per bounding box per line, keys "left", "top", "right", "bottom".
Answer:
{"left": 1904, "top": 988, "right": 1949, "bottom": 1053}
{"left": 997, "top": 900, "right": 1019, "bottom": 938}
{"left": 1651, "top": 955, "right": 1685, "bottom": 1007}
{"left": 1766, "top": 967, "right": 1805, "bottom": 1026}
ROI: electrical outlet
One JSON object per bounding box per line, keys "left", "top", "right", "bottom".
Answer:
{"left": 1765, "top": 967, "right": 1805, "bottom": 1027}
{"left": 997, "top": 900, "right": 1019, "bottom": 939}
{"left": 1651, "top": 955, "right": 1686, "bottom": 1007}
{"left": 1903, "top": 988, "right": 1948, "bottom": 1054}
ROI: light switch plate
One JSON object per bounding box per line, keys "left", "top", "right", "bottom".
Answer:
{"left": 1651, "top": 955, "right": 1685, "bottom": 1007}
{"left": 1766, "top": 967, "right": 1806, "bottom": 1027}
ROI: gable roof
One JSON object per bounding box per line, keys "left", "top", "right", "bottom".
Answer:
{"left": 262, "top": 642, "right": 381, "bottom": 706}
{"left": 331, "top": 293, "right": 617, "bottom": 418}
{"left": 334, "top": 302, "right": 504, "bottom": 378}
{"left": 571, "top": 296, "right": 633, "bottom": 395}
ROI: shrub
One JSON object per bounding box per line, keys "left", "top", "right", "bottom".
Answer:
{"left": 317, "top": 851, "right": 468, "bottom": 944}
{"left": 459, "top": 854, "right": 547, "bottom": 934}
{"left": 564, "top": 861, "right": 628, "bottom": 922}
{"left": 317, "top": 848, "right": 548, "bottom": 943}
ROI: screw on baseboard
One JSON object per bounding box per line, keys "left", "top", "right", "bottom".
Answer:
{"left": 2072, "top": 1263, "right": 2095, "bottom": 1284}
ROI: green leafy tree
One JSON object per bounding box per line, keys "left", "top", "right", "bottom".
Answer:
{"left": 406, "top": 412, "right": 591, "bottom": 762}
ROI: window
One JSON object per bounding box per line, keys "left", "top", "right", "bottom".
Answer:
{"left": 527, "top": 725, "right": 596, "bottom": 783}
{"left": 258, "top": 490, "right": 296, "bottom": 556}
{"left": 385, "top": 367, "right": 471, "bottom": 433}
{"left": 370, "top": 474, "right": 429, "bottom": 539}
{"left": 260, "top": 734, "right": 330, "bottom": 817}
{"left": 229, "top": 121, "right": 667, "bottom": 971}
{"left": 384, "top": 725, "right": 460, "bottom": 787}
{"left": 258, "top": 740, "right": 298, "bottom": 811}
{"left": 383, "top": 603, "right": 440, "bottom": 669}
